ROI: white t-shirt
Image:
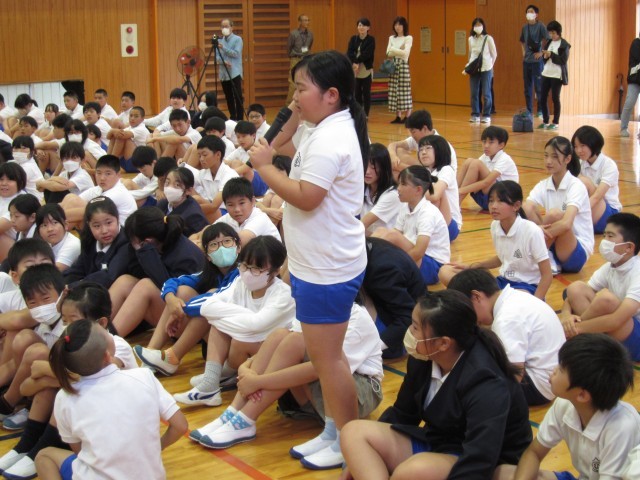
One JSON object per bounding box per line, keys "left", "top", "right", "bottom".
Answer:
{"left": 118, "top": 108, "right": 132, "bottom": 127}
{"left": 80, "top": 181, "right": 137, "bottom": 226}
{"left": 0, "top": 289, "right": 24, "bottom": 313}
{"left": 113, "top": 334, "right": 138, "bottom": 370}
{"left": 491, "top": 215, "right": 549, "bottom": 284}
{"left": 90, "top": 118, "right": 112, "bottom": 146}
{"left": 0, "top": 106, "right": 18, "bottom": 121}
{"left": 431, "top": 164, "right": 462, "bottom": 228}
{"left": 9, "top": 157, "right": 44, "bottom": 202}
{"left": 100, "top": 104, "right": 118, "bottom": 120}
{"left": 124, "top": 123, "right": 151, "bottom": 147}
{"left": 588, "top": 256, "right": 640, "bottom": 314}
{"left": 527, "top": 171, "right": 594, "bottom": 255}
{"left": 160, "top": 125, "right": 201, "bottom": 150}
{"left": 580, "top": 153, "right": 622, "bottom": 211}
{"left": 479, "top": 150, "right": 519, "bottom": 182}
{"left": 537, "top": 398, "right": 640, "bottom": 479}
{"left": 225, "top": 146, "right": 250, "bottom": 163}
{"left": 55, "top": 365, "right": 179, "bottom": 480}
{"left": 152, "top": 106, "right": 191, "bottom": 132}
{"left": 144, "top": 106, "right": 172, "bottom": 128}
{"left": 361, "top": 186, "right": 401, "bottom": 234}
{"left": 623, "top": 445, "right": 640, "bottom": 480}
{"left": 256, "top": 121, "right": 270, "bottom": 140}
{"left": 65, "top": 104, "right": 84, "bottom": 120}
{"left": 225, "top": 120, "right": 238, "bottom": 145}
{"left": 51, "top": 232, "right": 81, "bottom": 267}
{"left": 492, "top": 285, "right": 563, "bottom": 400}
{"left": 285, "top": 110, "right": 367, "bottom": 284}
{"left": 541, "top": 39, "right": 562, "bottom": 79}
{"left": 83, "top": 139, "right": 106, "bottom": 161}
{"left": 0, "top": 273, "right": 16, "bottom": 295}
{"left": 405, "top": 129, "right": 458, "bottom": 171}
{"left": 215, "top": 207, "right": 281, "bottom": 241}
{"left": 0, "top": 191, "right": 26, "bottom": 239}
{"left": 0, "top": 130, "right": 12, "bottom": 143}
{"left": 61, "top": 168, "right": 94, "bottom": 196}
{"left": 195, "top": 163, "right": 239, "bottom": 206}
{"left": 395, "top": 197, "right": 450, "bottom": 265}
{"left": 221, "top": 136, "right": 236, "bottom": 157}
{"left": 200, "top": 276, "right": 295, "bottom": 343}
{"left": 26, "top": 106, "right": 45, "bottom": 126}
{"left": 130, "top": 173, "right": 158, "bottom": 200}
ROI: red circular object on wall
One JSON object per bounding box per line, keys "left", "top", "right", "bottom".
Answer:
{"left": 127, "top": 26, "right": 133, "bottom": 33}
{"left": 126, "top": 45, "right": 134, "bottom": 54}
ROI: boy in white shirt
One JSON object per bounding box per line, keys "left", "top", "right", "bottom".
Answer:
{"left": 17, "top": 117, "right": 43, "bottom": 148}
{"left": 60, "top": 155, "right": 137, "bottom": 227}
{"left": 36, "top": 142, "right": 94, "bottom": 202}
{"left": 247, "top": 103, "right": 270, "bottom": 139}
{"left": 122, "top": 146, "right": 159, "bottom": 207}
{"left": 457, "top": 126, "right": 519, "bottom": 210}
{"left": 181, "top": 118, "right": 235, "bottom": 170}
{"left": 226, "top": 121, "right": 270, "bottom": 197}
{"left": 147, "top": 109, "right": 201, "bottom": 159}
{"left": 62, "top": 91, "right": 83, "bottom": 120}
{"left": 10, "top": 136, "right": 44, "bottom": 201}
{"left": 448, "top": 268, "right": 564, "bottom": 405}
{"left": 560, "top": 213, "right": 640, "bottom": 361}
{"left": 494, "top": 334, "right": 640, "bottom": 480}
{"left": 387, "top": 109, "right": 458, "bottom": 174}
{"left": 82, "top": 102, "right": 112, "bottom": 147}
{"left": 93, "top": 88, "right": 118, "bottom": 124}
{"left": 106, "top": 106, "right": 150, "bottom": 172}
{"left": 0, "top": 94, "right": 18, "bottom": 132}
{"left": 111, "top": 91, "right": 136, "bottom": 129}
{"left": 145, "top": 87, "right": 189, "bottom": 129}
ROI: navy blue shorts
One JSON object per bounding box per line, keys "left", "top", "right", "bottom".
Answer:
{"left": 622, "top": 315, "right": 640, "bottom": 361}
{"left": 290, "top": 271, "right": 364, "bottom": 324}
{"left": 593, "top": 202, "right": 619, "bottom": 234}
{"left": 496, "top": 276, "right": 538, "bottom": 295}
{"left": 411, "top": 438, "right": 433, "bottom": 454}
{"left": 448, "top": 221, "right": 460, "bottom": 242}
{"left": 470, "top": 191, "right": 489, "bottom": 210}
{"left": 119, "top": 156, "right": 139, "bottom": 173}
{"left": 554, "top": 471, "right": 578, "bottom": 480}
{"left": 142, "top": 196, "right": 157, "bottom": 207}
{"left": 251, "top": 170, "right": 269, "bottom": 197}
{"left": 420, "top": 255, "right": 442, "bottom": 285}
{"left": 550, "top": 241, "right": 588, "bottom": 273}
{"left": 60, "top": 454, "right": 76, "bottom": 480}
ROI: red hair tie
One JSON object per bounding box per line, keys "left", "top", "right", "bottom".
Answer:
{"left": 64, "top": 335, "right": 70, "bottom": 343}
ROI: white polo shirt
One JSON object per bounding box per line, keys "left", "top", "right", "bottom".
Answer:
{"left": 130, "top": 173, "right": 158, "bottom": 201}
{"left": 125, "top": 123, "right": 151, "bottom": 147}
{"left": 100, "top": 104, "right": 118, "bottom": 120}
{"left": 34, "top": 318, "right": 66, "bottom": 348}
{"left": 61, "top": 168, "right": 94, "bottom": 196}
{"left": 0, "top": 130, "right": 12, "bottom": 143}
{"left": 623, "top": 445, "right": 640, "bottom": 479}
{"left": 55, "top": 365, "right": 179, "bottom": 480}
{"left": 27, "top": 106, "right": 45, "bottom": 126}
{"left": 256, "top": 121, "right": 270, "bottom": 140}
{"left": 0, "top": 273, "right": 16, "bottom": 295}
{"left": 113, "top": 334, "right": 138, "bottom": 370}
{"left": 479, "top": 150, "right": 519, "bottom": 182}
{"left": 395, "top": 197, "right": 450, "bottom": 265}
{"left": 9, "top": 157, "right": 44, "bottom": 202}
{"left": 0, "top": 106, "right": 17, "bottom": 121}
{"left": 491, "top": 215, "right": 549, "bottom": 284}
{"left": 221, "top": 136, "right": 236, "bottom": 157}
{"left": 0, "top": 289, "right": 25, "bottom": 313}
{"left": 225, "top": 146, "right": 250, "bottom": 163}
{"left": 118, "top": 108, "right": 132, "bottom": 127}
{"left": 51, "top": 232, "right": 81, "bottom": 267}
{"left": 83, "top": 139, "right": 106, "bottom": 161}
{"left": 405, "top": 128, "right": 458, "bottom": 171}
{"left": 215, "top": 206, "right": 281, "bottom": 241}
{"left": 431, "top": 164, "right": 462, "bottom": 228}
{"left": 527, "top": 171, "right": 594, "bottom": 255}
{"left": 161, "top": 126, "right": 201, "bottom": 150}
{"left": 588, "top": 256, "right": 640, "bottom": 314}
{"left": 90, "top": 118, "right": 112, "bottom": 146}
{"left": 196, "top": 163, "right": 239, "bottom": 205}
{"left": 492, "top": 285, "right": 563, "bottom": 400}
{"left": 362, "top": 186, "right": 401, "bottom": 234}
{"left": 152, "top": 107, "right": 191, "bottom": 132}
{"left": 80, "top": 181, "right": 137, "bottom": 226}
{"left": 580, "top": 153, "right": 622, "bottom": 211}
{"left": 284, "top": 109, "right": 367, "bottom": 284}
{"left": 65, "top": 104, "right": 84, "bottom": 120}
{"left": 537, "top": 398, "right": 640, "bottom": 479}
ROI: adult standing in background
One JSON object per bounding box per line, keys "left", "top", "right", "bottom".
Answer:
{"left": 620, "top": 33, "right": 640, "bottom": 137}
{"left": 217, "top": 18, "right": 244, "bottom": 121}
{"left": 347, "top": 18, "right": 376, "bottom": 118}
{"left": 519, "top": 4, "right": 549, "bottom": 117}
{"left": 387, "top": 16, "right": 413, "bottom": 124}
{"left": 464, "top": 18, "right": 497, "bottom": 124}
{"left": 286, "top": 14, "right": 314, "bottom": 104}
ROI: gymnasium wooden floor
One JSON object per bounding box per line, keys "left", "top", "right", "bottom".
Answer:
{"left": 4, "top": 103, "right": 640, "bottom": 479}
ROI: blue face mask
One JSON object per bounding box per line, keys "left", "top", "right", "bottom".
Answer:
{"left": 208, "top": 245, "right": 238, "bottom": 268}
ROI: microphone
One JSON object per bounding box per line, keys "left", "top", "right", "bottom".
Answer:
{"left": 262, "top": 107, "right": 293, "bottom": 145}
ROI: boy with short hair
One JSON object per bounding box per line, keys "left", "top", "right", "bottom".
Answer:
{"left": 247, "top": 103, "right": 270, "bottom": 139}
{"left": 93, "top": 88, "right": 118, "bottom": 123}
{"left": 147, "top": 109, "right": 201, "bottom": 159}
{"left": 82, "top": 102, "right": 111, "bottom": 147}
{"left": 18, "top": 117, "right": 42, "bottom": 146}
{"left": 495, "top": 333, "right": 640, "bottom": 480}
{"left": 33, "top": 114, "right": 72, "bottom": 174}
{"left": 60, "top": 155, "right": 137, "bottom": 226}
{"left": 62, "top": 91, "right": 83, "bottom": 120}
{"left": 0, "top": 94, "right": 18, "bottom": 132}
{"left": 457, "top": 125, "right": 519, "bottom": 209}
{"left": 387, "top": 110, "right": 458, "bottom": 173}
{"left": 182, "top": 118, "right": 235, "bottom": 170}
{"left": 112, "top": 91, "right": 136, "bottom": 129}
{"left": 36, "top": 141, "right": 94, "bottom": 202}
{"left": 226, "top": 121, "right": 269, "bottom": 197}
{"left": 560, "top": 213, "right": 640, "bottom": 360}
{"left": 145, "top": 88, "right": 189, "bottom": 129}
{"left": 107, "top": 106, "right": 150, "bottom": 172}
{"left": 122, "top": 146, "right": 159, "bottom": 206}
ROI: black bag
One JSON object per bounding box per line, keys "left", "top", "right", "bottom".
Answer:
{"left": 379, "top": 58, "right": 395, "bottom": 75}
{"left": 512, "top": 108, "right": 533, "bottom": 132}
{"left": 464, "top": 36, "right": 488, "bottom": 75}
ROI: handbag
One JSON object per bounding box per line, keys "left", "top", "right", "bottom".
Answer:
{"left": 512, "top": 108, "right": 533, "bottom": 133}
{"left": 464, "top": 36, "right": 488, "bottom": 75}
{"left": 379, "top": 58, "right": 395, "bottom": 76}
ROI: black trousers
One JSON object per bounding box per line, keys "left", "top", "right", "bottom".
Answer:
{"left": 221, "top": 75, "right": 244, "bottom": 121}
{"left": 540, "top": 76, "right": 563, "bottom": 125}
{"left": 355, "top": 75, "right": 373, "bottom": 116}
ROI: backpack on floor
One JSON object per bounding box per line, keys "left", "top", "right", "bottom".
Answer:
{"left": 512, "top": 109, "right": 533, "bottom": 132}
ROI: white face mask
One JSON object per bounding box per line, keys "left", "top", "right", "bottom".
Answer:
{"left": 164, "top": 186, "right": 184, "bottom": 204}
{"left": 599, "top": 239, "right": 628, "bottom": 264}
{"left": 240, "top": 270, "right": 270, "bottom": 291}
{"left": 526, "top": 12, "right": 537, "bottom": 21}
{"left": 221, "top": 27, "right": 231, "bottom": 37}
{"left": 68, "top": 134, "right": 83, "bottom": 143}
{"left": 403, "top": 329, "right": 440, "bottom": 362}
{"left": 29, "top": 302, "right": 60, "bottom": 326}
{"left": 63, "top": 160, "right": 80, "bottom": 173}
{"left": 12, "top": 151, "right": 30, "bottom": 164}
{"left": 198, "top": 101, "right": 208, "bottom": 112}
{"left": 473, "top": 26, "right": 484, "bottom": 35}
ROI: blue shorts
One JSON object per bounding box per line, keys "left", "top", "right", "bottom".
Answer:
{"left": 470, "top": 191, "right": 489, "bottom": 210}
{"left": 622, "top": 315, "right": 640, "bottom": 361}
{"left": 448, "top": 221, "right": 460, "bottom": 242}
{"left": 220, "top": 208, "right": 228, "bottom": 216}
{"left": 290, "top": 271, "right": 364, "bottom": 324}
{"left": 554, "top": 472, "right": 578, "bottom": 480}
{"left": 420, "top": 255, "right": 442, "bottom": 286}
{"left": 411, "top": 438, "right": 433, "bottom": 454}
{"left": 593, "top": 202, "right": 619, "bottom": 234}
{"left": 251, "top": 170, "right": 269, "bottom": 197}
{"left": 60, "top": 454, "right": 76, "bottom": 480}
{"left": 496, "top": 276, "right": 538, "bottom": 295}
{"left": 142, "top": 196, "right": 157, "bottom": 207}
{"left": 119, "top": 156, "right": 139, "bottom": 173}
{"left": 550, "top": 241, "right": 588, "bottom": 273}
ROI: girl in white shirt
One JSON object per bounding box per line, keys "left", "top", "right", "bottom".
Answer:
{"left": 361, "top": 143, "right": 400, "bottom": 235}
{"left": 572, "top": 125, "right": 622, "bottom": 233}
{"left": 417, "top": 135, "right": 462, "bottom": 241}
{"left": 464, "top": 18, "right": 497, "bottom": 123}
{"left": 0, "top": 162, "right": 28, "bottom": 260}
{"left": 36, "top": 204, "right": 80, "bottom": 272}
{"left": 9, "top": 193, "right": 40, "bottom": 241}
{"left": 35, "top": 104, "right": 59, "bottom": 140}
{"left": 386, "top": 16, "right": 413, "bottom": 123}
{"left": 524, "top": 136, "right": 593, "bottom": 274}
{"left": 11, "top": 136, "right": 45, "bottom": 201}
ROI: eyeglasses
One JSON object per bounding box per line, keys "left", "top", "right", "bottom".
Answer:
{"left": 418, "top": 145, "right": 434, "bottom": 154}
{"left": 248, "top": 114, "right": 262, "bottom": 120}
{"left": 238, "top": 263, "right": 270, "bottom": 276}
{"left": 207, "top": 237, "right": 236, "bottom": 251}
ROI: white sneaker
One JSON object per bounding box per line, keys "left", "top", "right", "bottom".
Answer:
{"left": 173, "top": 387, "right": 221, "bottom": 407}
{"left": 199, "top": 416, "right": 256, "bottom": 449}
{"left": 620, "top": 129, "right": 630, "bottom": 138}
{"left": 133, "top": 346, "right": 178, "bottom": 376}
{"left": 190, "top": 373, "right": 204, "bottom": 388}
{"left": 290, "top": 435, "right": 335, "bottom": 459}
{"left": 300, "top": 443, "right": 344, "bottom": 470}
{"left": 0, "top": 450, "right": 26, "bottom": 473}
{"left": 480, "top": 117, "right": 491, "bottom": 123}
{"left": 469, "top": 116, "right": 480, "bottom": 123}
{"left": 548, "top": 252, "right": 561, "bottom": 276}
{"left": 189, "top": 417, "right": 227, "bottom": 442}
{"left": 3, "top": 408, "right": 29, "bottom": 431}
{"left": 2, "top": 455, "right": 36, "bottom": 479}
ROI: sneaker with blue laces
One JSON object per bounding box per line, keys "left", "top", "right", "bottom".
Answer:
{"left": 199, "top": 414, "right": 256, "bottom": 449}
{"left": 133, "top": 346, "right": 178, "bottom": 376}
{"left": 173, "top": 387, "right": 221, "bottom": 407}
{"left": 2, "top": 408, "right": 29, "bottom": 431}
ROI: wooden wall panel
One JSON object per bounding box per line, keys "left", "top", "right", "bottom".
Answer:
{"left": 0, "top": 0, "right": 153, "bottom": 113}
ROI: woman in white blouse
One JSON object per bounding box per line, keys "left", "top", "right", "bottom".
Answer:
{"left": 386, "top": 16, "right": 413, "bottom": 124}
{"left": 464, "top": 18, "right": 497, "bottom": 124}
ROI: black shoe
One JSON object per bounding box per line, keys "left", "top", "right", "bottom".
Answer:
{"left": 390, "top": 116, "right": 402, "bottom": 124}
